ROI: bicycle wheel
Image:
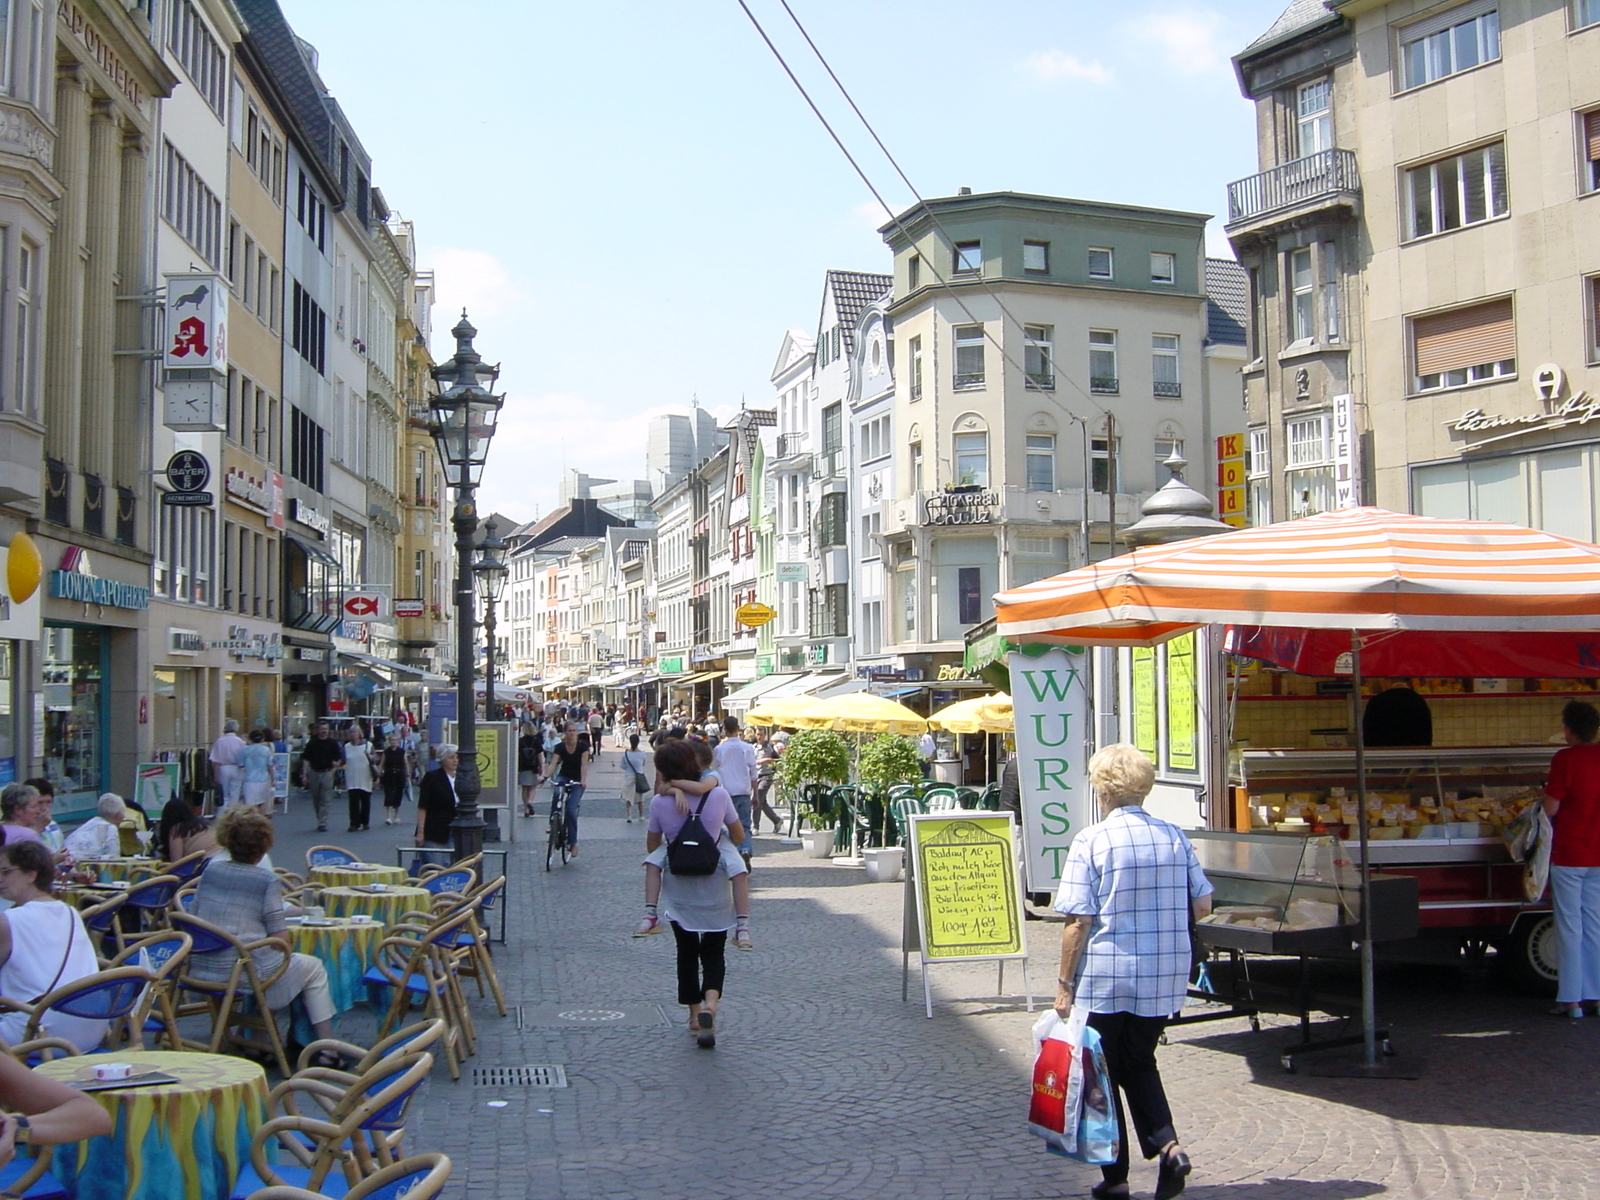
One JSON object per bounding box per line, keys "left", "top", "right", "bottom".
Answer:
{"left": 546, "top": 800, "right": 562, "bottom": 871}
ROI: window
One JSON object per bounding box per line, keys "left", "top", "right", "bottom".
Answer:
{"left": 1089, "top": 330, "right": 1118, "bottom": 393}
{"left": 1411, "top": 297, "right": 1516, "bottom": 391}
{"left": 1583, "top": 110, "right": 1600, "bottom": 193}
{"left": 955, "top": 567, "right": 981, "bottom": 626}
{"left": 161, "top": 142, "right": 223, "bottom": 266}
{"left": 1152, "top": 335, "right": 1181, "bottom": 397}
{"left": 822, "top": 402, "right": 843, "bottom": 454}
{"left": 860, "top": 600, "right": 883, "bottom": 654}
{"left": 860, "top": 511, "right": 881, "bottom": 557}
{"left": 1579, "top": 0, "right": 1600, "bottom": 29}
{"left": 1408, "top": 143, "right": 1507, "bottom": 238}
{"left": 910, "top": 440, "right": 924, "bottom": 492}
{"left": 168, "top": 0, "right": 226, "bottom": 114}
{"left": 1091, "top": 438, "right": 1118, "bottom": 494}
{"left": 953, "top": 431, "right": 988, "bottom": 487}
{"left": 14, "top": 239, "right": 35, "bottom": 418}
{"left": 290, "top": 281, "right": 327, "bottom": 374}
{"left": 290, "top": 406, "right": 326, "bottom": 491}
{"left": 861, "top": 416, "right": 890, "bottom": 463}
{"left": 1247, "top": 427, "right": 1272, "bottom": 526}
{"left": 1088, "top": 247, "right": 1113, "bottom": 279}
{"left": 1322, "top": 241, "right": 1342, "bottom": 342}
{"left": 1400, "top": 3, "right": 1500, "bottom": 90}
{"left": 953, "top": 241, "right": 981, "bottom": 275}
{"left": 908, "top": 335, "right": 923, "bottom": 400}
{"left": 1024, "top": 325, "right": 1054, "bottom": 389}
{"left": 1154, "top": 436, "right": 1185, "bottom": 464}
{"left": 908, "top": 254, "right": 921, "bottom": 290}
{"left": 1026, "top": 434, "right": 1056, "bottom": 492}
{"left": 240, "top": 97, "right": 286, "bottom": 197}
{"left": 823, "top": 583, "right": 849, "bottom": 638}
{"left": 953, "top": 324, "right": 985, "bottom": 388}
{"left": 1289, "top": 247, "right": 1314, "bottom": 342}
{"left": 1286, "top": 414, "right": 1334, "bottom": 518}
{"left": 295, "top": 169, "right": 326, "bottom": 252}
{"left": 1591, "top": 278, "right": 1600, "bottom": 363}
{"left": 1297, "top": 78, "right": 1333, "bottom": 157}
{"left": 1023, "top": 240, "right": 1049, "bottom": 273}
{"left": 1150, "top": 252, "right": 1176, "bottom": 284}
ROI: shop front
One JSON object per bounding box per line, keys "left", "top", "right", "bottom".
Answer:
{"left": 0, "top": 531, "right": 44, "bottom": 788}
{"left": 153, "top": 614, "right": 284, "bottom": 753}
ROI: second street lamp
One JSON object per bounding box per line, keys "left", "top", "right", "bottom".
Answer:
{"left": 428, "top": 312, "right": 503, "bottom": 861}
{"left": 473, "top": 518, "right": 509, "bottom": 722}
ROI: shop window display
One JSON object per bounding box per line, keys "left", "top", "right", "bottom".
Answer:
{"left": 43, "top": 626, "right": 104, "bottom": 810}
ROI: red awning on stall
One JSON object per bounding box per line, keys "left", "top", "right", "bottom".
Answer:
{"left": 1223, "top": 625, "right": 1600, "bottom": 678}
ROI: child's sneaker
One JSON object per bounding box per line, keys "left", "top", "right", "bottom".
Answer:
{"left": 633, "top": 916, "right": 662, "bottom": 937}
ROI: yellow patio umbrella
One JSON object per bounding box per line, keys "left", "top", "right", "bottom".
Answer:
{"left": 927, "top": 691, "right": 1013, "bottom": 734}
{"left": 744, "top": 695, "right": 826, "bottom": 728}
{"left": 792, "top": 691, "right": 928, "bottom": 735}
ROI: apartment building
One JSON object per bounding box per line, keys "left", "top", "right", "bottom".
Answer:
{"left": 1229, "top": 0, "right": 1600, "bottom": 537}
{"left": 878, "top": 190, "right": 1243, "bottom": 679}
{"left": 848, "top": 294, "right": 896, "bottom": 680}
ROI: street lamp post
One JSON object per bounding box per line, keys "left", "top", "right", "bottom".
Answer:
{"left": 473, "top": 518, "right": 509, "bottom": 722}
{"left": 428, "top": 313, "right": 503, "bottom": 862}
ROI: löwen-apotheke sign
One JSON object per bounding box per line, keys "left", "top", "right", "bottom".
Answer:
{"left": 923, "top": 490, "right": 998, "bottom": 526}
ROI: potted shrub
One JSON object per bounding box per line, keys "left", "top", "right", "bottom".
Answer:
{"left": 774, "top": 729, "right": 851, "bottom": 855}
{"left": 856, "top": 734, "right": 924, "bottom": 878}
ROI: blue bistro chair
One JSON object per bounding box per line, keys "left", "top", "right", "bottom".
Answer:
{"left": 169, "top": 911, "right": 293, "bottom": 1076}
{"left": 242, "top": 1153, "right": 452, "bottom": 1200}
{"left": 0, "top": 965, "right": 157, "bottom": 1055}
{"left": 306, "top": 846, "right": 358, "bottom": 871}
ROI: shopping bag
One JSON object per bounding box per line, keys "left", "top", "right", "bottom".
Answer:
{"left": 1028, "top": 1008, "right": 1116, "bottom": 1165}
{"left": 1525, "top": 807, "right": 1553, "bottom": 903}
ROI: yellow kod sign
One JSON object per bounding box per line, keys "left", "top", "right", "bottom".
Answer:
{"left": 735, "top": 602, "right": 777, "bottom": 628}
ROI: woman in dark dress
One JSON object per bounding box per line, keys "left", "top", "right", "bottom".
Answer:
{"left": 379, "top": 731, "right": 410, "bottom": 827}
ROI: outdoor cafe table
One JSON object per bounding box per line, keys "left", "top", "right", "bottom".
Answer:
{"left": 308, "top": 862, "right": 408, "bottom": 889}
{"left": 34, "top": 1049, "right": 267, "bottom": 1200}
{"left": 321, "top": 884, "right": 431, "bottom": 926}
{"left": 284, "top": 915, "right": 386, "bottom": 1013}
{"left": 80, "top": 857, "right": 158, "bottom": 884}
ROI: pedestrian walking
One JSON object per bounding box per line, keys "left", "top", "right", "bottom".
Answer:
{"left": 343, "top": 723, "right": 379, "bottom": 832}
{"left": 1542, "top": 700, "right": 1600, "bottom": 1017}
{"left": 518, "top": 727, "right": 543, "bottom": 818}
{"left": 379, "top": 731, "right": 410, "bottom": 826}
{"left": 1053, "top": 744, "right": 1212, "bottom": 1200}
{"left": 240, "top": 728, "right": 274, "bottom": 814}
{"left": 644, "top": 740, "right": 750, "bottom": 1049}
{"left": 620, "top": 733, "right": 651, "bottom": 823}
{"left": 298, "top": 721, "right": 344, "bottom": 834}
{"left": 712, "top": 716, "right": 757, "bottom": 865}
{"left": 750, "top": 730, "right": 784, "bottom": 834}
{"left": 587, "top": 706, "right": 606, "bottom": 752}
{"left": 208, "top": 719, "right": 247, "bottom": 808}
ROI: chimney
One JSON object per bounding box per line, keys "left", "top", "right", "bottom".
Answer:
{"left": 958, "top": 186, "right": 972, "bottom": 196}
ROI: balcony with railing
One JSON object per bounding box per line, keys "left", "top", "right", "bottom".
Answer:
{"left": 1089, "top": 376, "right": 1119, "bottom": 395}
{"left": 1226, "top": 148, "right": 1360, "bottom": 238}
{"left": 1025, "top": 372, "right": 1055, "bottom": 391}
{"left": 1153, "top": 380, "right": 1181, "bottom": 399}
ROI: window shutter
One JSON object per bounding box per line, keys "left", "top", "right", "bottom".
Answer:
{"left": 1397, "top": 0, "right": 1496, "bottom": 44}
{"left": 1412, "top": 298, "right": 1515, "bottom": 374}
{"left": 1587, "top": 110, "right": 1600, "bottom": 163}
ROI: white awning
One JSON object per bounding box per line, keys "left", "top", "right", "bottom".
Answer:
{"left": 722, "top": 673, "right": 804, "bottom": 709}
{"left": 341, "top": 651, "right": 449, "bottom": 683}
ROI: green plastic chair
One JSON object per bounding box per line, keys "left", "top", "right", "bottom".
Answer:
{"left": 888, "top": 796, "right": 926, "bottom": 845}
{"left": 976, "top": 783, "right": 1002, "bottom": 811}
{"left": 922, "top": 787, "right": 961, "bottom": 812}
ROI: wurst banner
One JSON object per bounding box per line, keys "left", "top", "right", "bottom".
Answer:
{"left": 1009, "top": 648, "right": 1093, "bottom": 894}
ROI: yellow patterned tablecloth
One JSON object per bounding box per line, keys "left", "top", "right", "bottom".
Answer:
{"left": 82, "top": 857, "right": 160, "bottom": 884}
{"left": 308, "top": 863, "right": 408, "bottom": 889}
{"left": 35, "top": 1049, "right": 268, "bottom": 1200}
{"left": 321, "top": 884, "right": 431, "bottom": 926}
{"left": 285, "top": 917, "right": 387, "bottom": 1013}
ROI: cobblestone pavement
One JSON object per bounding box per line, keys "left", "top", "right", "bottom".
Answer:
{"left": 269, "top": 743, "right": 1600, "bottom": 1200}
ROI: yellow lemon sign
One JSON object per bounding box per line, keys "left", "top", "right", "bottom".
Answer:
{"left": 7, "top": 532, "right": 40, "bottom": 603}
{"left": 735, "top": 602, "right": 776, "bottom": 628}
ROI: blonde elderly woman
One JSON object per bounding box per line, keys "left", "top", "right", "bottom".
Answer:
{"left": 1053, "top": 744, "right": 1213, "bottom": 1200}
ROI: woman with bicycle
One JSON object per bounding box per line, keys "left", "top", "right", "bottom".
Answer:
{"left": 542, "top": 724, "right": 590, "bottom": 858}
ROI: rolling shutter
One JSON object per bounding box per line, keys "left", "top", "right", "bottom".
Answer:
{"left": 1587, "top": 110, "right": 1600, "bottom": 165}
{"left": 1412, "top": 298, "right": 1515, "bottom": 375}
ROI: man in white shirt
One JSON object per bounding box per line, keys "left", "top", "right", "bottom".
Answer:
{"left": 917, "top": 731, "right": 937, "bottom": 779}
{"left": 714, "top": 717, "right": 759, "bottom": 863}
{"left": 209, "top": 720, "right": 247, "bottom": 806}
{"left": 64, "top": 793, "right": 127, "bottom": 859}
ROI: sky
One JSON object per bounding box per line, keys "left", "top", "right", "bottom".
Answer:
{"left": 277, "top": 0, "right": 1292, "bottom": 524}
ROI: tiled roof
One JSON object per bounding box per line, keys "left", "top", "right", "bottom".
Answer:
{"left": 1204, "top": 258, "right": 1249, "bottom": 347}
{"left": 1240, "top": 0, "right": 1338, "bottom": 57}
{"left": 826, "top": 270, "right": 892, "bottom": 358}
{"left": 234, "top": 0, "right": 337, "bottom": 186}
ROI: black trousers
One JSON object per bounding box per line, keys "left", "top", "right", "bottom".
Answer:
{"left": 1086, "top": 1011, "right": 1177, "bottom": 1185}
{"left": 381, "top": 780, "right": 405, "bottom": 810}
{"left": 347, "top": 789, "right": 371, "bottom": 829}
{"left": 670, "top": 922, "right": 726, "bottom": 1006}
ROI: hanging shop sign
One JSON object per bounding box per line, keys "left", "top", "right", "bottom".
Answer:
{"left": 393, "top": 598, "right": 426, "bottom": 619}
{"left": 1008, "top": 647, "right": 1092, "bottom": 894}
{"left": 1215, "top": 432, "right": 1246, "bottom": 528}
{"left": 340, "top": 592, "right": 387, "bottom": 622}
{"left": 923, "top": 490, "right": 998, "bottom": 526}
{"left": 776, "top": 562, "right": 808, "bottom": 582}
{"left": 1331, "top": 394, "right": 1360, "bottom": 509}
{"left": 162, "top": 449, "right": 213, "bottom": 507}
{"left": 735, "top": 601, "right": 776, "bottom": 628}
{"left": 163, "top": 274, "right": 227, "bottom": 371}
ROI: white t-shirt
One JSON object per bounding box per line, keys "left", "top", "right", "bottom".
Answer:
{"left": 0, "top": 901, "right": 106, "bottom": 1052}
{"left": 712, "top": 737, "right": 758, "bottom": 795}
{"left": 343, "top": 741, "right": 377, "bottom": 791}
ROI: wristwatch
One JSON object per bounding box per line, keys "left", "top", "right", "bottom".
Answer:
{"left": 11, "top": 1115, "right": 31, "bottom": 1145}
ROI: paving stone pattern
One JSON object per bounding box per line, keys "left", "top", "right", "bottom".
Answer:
{"left": 273, "top": 744, "right": 1600, "bottom": 1200}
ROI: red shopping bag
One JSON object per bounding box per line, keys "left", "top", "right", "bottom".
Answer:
{"left": 1028, "top": 1025, "right": 1073, "bottom": 1139}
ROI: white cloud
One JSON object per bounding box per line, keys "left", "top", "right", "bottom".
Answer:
{"left": 1018, "top": 49, "right": 1113, "bottom": 85}
{"left": 422, "top": 247, "right": 528, "bottom": 359}
{"left": 1124, "top": 10, "right": 1228, "bottom": 77}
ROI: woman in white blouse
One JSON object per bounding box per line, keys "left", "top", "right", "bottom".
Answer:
{"left": 0, "top": 841, "right": 106, "bottom": 1052}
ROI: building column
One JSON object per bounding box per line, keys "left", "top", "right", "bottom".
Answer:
{"left": 79, "top": 99, "right": 122, "bottom": 490}
{"left": 115, "top": 130, "right": 149, "bottom": 508}
{"left": 44, "top": 69, "right": 90, "bottom": 472}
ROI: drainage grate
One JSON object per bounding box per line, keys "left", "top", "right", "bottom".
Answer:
{"left": 473, "top": 1065, "right": 568, "bottom": 1088}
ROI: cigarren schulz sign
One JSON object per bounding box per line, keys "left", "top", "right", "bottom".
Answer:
{"left": 923, "top": 490, "right": 998, "bottom": 526}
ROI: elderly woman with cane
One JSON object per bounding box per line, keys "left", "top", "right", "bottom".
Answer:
{"left": 1053, "top": 744, "right": 1213, "bottom": 1200}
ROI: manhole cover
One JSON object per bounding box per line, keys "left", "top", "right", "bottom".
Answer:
{"left": 557, "top": 1008, "right": 627, "bottom": 1023}
{"left": 518, "top": 1004, "right": 669, "bottom": 1029}
{"left": 473, "top": 1065, "right": 568, "bottom": 1088}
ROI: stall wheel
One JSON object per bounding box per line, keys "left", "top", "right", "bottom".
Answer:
{"left": 1280, "top": 1054, "right": 1296, "bottom": 1073}
{"left": 1249, "top": 1015, "right": 1262, "bottom": 1032}
{"left": 1383, "top": 1039, "right": 1396, "bottom": 1057}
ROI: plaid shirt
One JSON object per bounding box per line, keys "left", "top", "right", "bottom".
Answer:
{"left": 1053, "top": 805, "right": 1213, "bottom": 1018}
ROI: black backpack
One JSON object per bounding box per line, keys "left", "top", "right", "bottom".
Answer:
{"left": 666, "top": 795, "right": 721, "bottom": 877}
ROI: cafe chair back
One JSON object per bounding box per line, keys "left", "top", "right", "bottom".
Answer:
{"left": 241, "top": 1152, "right": 452, "bottom": 1200}
{"left": 416, "top": 869, "right": 475, "bottom": 900}
{"left": 107, "top": 930, "right": 192, "bottom": 1051}
{"left": 888, "top": 796, "right": 927, "bottom": 846}
{"left": 236, "top": 1053, "right": 436, "bottom": 1195}
{"left": 443, "top": 877, "right": 506, "bottom": 1017}
{"left": 922, "top": 787, "right": 964, "bottom": 812}
{"left": 0, "top": 1137, "right": 68, "bottom": 1199}
{"left": 0, "top": 964, "right": 157, "bottom": 1053}
{"left": 361, "top": 908, "right": 479, "bottom": 1080}
{"left": 118, "top": 873, "right": 184, "bottom": 948}
{"left": 305, "top": 847, "right": 357, "bottom": 871}
{"left": 407, "top": 851, "right": 480, "bottom": 886}
{"left": 292, "top": 1018, "right": 447, "bottom": 1085}
{"left": 1, "top": 1036, "right": 84, "bottom": 1065}
{"left": 168, "top": 911, "right": 293, "bottom": 1075}
{"left": 77, "top": 893, "right": 128, "bottom": 959}
{"left": 163, "top": 850, "right": 211, "bottom": 884}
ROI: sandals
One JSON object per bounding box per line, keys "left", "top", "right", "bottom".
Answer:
{"left": 1154, "top": 1147, "right": 1191, "bottom": 1200}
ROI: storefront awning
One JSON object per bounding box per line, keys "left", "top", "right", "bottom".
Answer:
{"left": 667, "top": 669, "right": 726, "bottom": 688}
{"left": 341, "top": 651, "right": 449, "bottom": 683}
{"left": 594, "top": 668, "right": 644, "bottom": 688}
{"left": 722, "top": 673, "right": 804, "bottom": 707}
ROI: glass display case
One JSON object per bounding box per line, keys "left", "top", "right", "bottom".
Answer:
{"left": 1191, "top": 830, "right": 1418, "bottom": 954}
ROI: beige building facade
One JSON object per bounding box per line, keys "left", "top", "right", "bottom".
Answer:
{"left": 1231, "top": 0, "right": 1600, "bottom": 537}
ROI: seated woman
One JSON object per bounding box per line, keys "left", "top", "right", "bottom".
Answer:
{"left": 0, "top": 842, "right": 107, "bottom": 1053}
{"left": 157, "top": 799, "right": 215, "bottom": 864}
{"left": 191, "top": 810, "right": 337, "bottom": 1061}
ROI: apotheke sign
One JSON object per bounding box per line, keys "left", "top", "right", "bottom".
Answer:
{"left": 1444, "top": 364, "right": 1600, "bottom": 451}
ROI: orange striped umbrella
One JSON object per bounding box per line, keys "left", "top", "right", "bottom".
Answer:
{"left": 995, "top": 507, "right": 1600, "bottom": 646}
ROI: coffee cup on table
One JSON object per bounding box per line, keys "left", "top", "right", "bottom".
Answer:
{"left": 94, "top": 1064, "right": 132, "bottom": 1081}
{"left": 305, "top": 906, "right": 326, "bottom": 922}
{"left": 370, "top": 883, "right": 388, "bottom": 892}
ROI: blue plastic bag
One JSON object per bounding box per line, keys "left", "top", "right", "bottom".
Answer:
{"left": 1029, "top": 1009, "right": 1117, "bottom": 1166}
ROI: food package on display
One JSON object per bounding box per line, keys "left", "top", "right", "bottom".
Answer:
{"left": 1285, "top": 899, "right": 1342, "bottom": 929}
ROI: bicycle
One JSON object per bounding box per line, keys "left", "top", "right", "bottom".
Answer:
{"left": 546, "top": 777, "right": 573, "bottom": 871}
